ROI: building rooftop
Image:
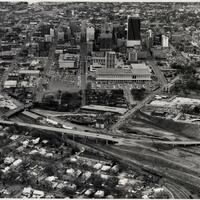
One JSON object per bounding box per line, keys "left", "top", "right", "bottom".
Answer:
{"left": 100, "top": 33, "right": 112, "bottom": 38}
{"left": 18, "top": 70, "right": 40, "bottom": 74}
{"left": 130, "top": 63, "right": 151, "bottom": 75}
{"left": 96, "top": 68, "right": 132, "bottom": 75}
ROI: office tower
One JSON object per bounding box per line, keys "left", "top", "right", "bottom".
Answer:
{"left": 64, "top": 26, "right": 72, "bottom": 41}
{"left": 99, "top": 33, "right": 113, "bottom": 51}
{"left": 101, "top": 22, "right": 113, "bottom": 34}
{"left": 39, "top": 23, "right": 53, "bottom": 37}
{"left": 106, "top": 51, "right": 116, "bottom": 68}
{"left": 146, "top": 36, "right": 153, "bottom": 49}
{"left": 58, "top": 31, "right": 64, "bottom": 41}
{"left": 153, "top": 33, "right": 162, "bottom": 46}
{"left": 86, "top": 26, "right": 95, "bottom": 42}
{"left": 147, "top": 29, "right": 153, "bottom": 38}
{"left": 128, "top": 50, "right": 138, "bottom": 62}
{"left": 80, "top": 21, "right": 87, "bottom": 106}
{"left": 127, "top": 16, "right": 141, "bottom": 47}
{"left": 87, "top": 41, "right": 93, "bottom": 54}
{"left": 162, "top": 35, "right": 169, "bottom": 48}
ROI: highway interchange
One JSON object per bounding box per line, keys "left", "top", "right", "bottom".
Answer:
{"left": 0, "top": 119, "right": 200, "bottom": 147}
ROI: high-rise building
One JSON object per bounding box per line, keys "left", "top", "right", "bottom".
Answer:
{"left": 50, "top": 28, "right": 55, "bottom": 37}
{"left": 87, "top": 41, "right": 93, "bottom": 54}
{"left": 39, "top": 23, "right": 53, "bottom": 37}
{"left": 99, "top": 33, "right": 113, "bottom": 51}
{"left": 147, "top": 29, "right": 153, "bottom": 38}
{"left": 64, "top": 26, "right": 72, "bottom": 41}
{"left": 101, "top": 22, "right": 113, "bottom": 34}
{"left": 145, "top": 31, "right": 153, "bottom": 50}
{"left": 162, "top": 35, "right": 169, "bottom": 48}
{"left": 58, "top": 31, "right": 64, "bottom": 41}
{"left": 127, "top": 16, "right": 141, "bottom": 47}
{"left": 80, "top": 21, "right": 87, "bottom": 106}
{"left": 86, "top": 26, "right": 95, "bottom": 42}
{"left": 128, "top": 50, "right": 137, "bottom": 62}
{"left": 153, "top": 33, "right": 162, "bottom": 46}
{"left": 106, "top": 51, "right": 116, "bottom": 68}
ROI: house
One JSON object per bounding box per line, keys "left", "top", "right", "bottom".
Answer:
{"left": 1, "top": 166, "right": 10, "bottom": 173}
{"left": 22, "top": 187, "right": 32, "bottom": 198}
{"left": 32, "top": 189, "right": 45, "bottom": 198}
{"left": 84, "top": 188, "right": 94, "bottom": 196}
{"left": 66, "top": 168, "right": 75, "bottom": 176}
{"left": 94, "top": 163, "right": 102, "bottom": 170}
{"left": 4, "top": 156, "right": 15, "bottom": 165}
{"left": 94, "top": 190, "right": 105, "bottom": 198}
{"left": 82, "top": 171, "right": 92, "bottom": 181}
{"left": 9, "top": 135, "right": 19, "bottom": 140}
{"left": 11, "top": 159, "right": 22, "bottom": 168}
{"left": 101, "top": 165, "right": 111, "bottom": 172}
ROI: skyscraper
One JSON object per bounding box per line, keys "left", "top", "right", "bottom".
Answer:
{"left": 106, "top": 51, "right": 116, "bottom": 68}
{"left": 153, "top": 33, "right": 162, "bottom": 46}
{"left": 127, "top": 16, "right": 141, "bottom": 47}
{"left": 86, "top": 26, "right": 95, "bottom": 42}
{"left": 99, "top": 33, "right": 113, "bottom": 51}
{"left": 162, "top": 35, "right": 169, "bottom": 48}
{"left": 80, "top": 21, "right": 87, "bottom": 106}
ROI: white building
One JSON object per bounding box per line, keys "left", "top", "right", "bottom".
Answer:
{"left": 45, "top": 35, "right": 53, "bottom": 42}
{"left": 50, "top": 28, "right": 55, "bottom": 37}
{"left": 130, "top": 63, "right": 152, "bottom": 81}
{"left": 4, "top": 80, "right": 17, "bottom": 89}
{"left": 86, "top": 26, "right": 95, "bottom": 42}
{"left": 162, "top": 35, "right": 169, "bottom": 48}
{"left": 96, "top": 63, "right": 151, "bottom": 83}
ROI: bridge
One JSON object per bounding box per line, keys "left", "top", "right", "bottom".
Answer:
{"left": 0, "top": 120, "right": 124, "bottom": 144}
{"left": 0, "top": 120, "right": 200, "bottom": 147}
{"left": 1, "top": 103, "right": 33, "bottom": 119}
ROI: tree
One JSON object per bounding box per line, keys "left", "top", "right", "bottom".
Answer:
{"left": 131, "top": 88, "right": 145, "bottom": 100}
{"left": 43, "top": 164, "right": 56, "bottom": 176}
{"left": 89, "top": 174, "right": 103, "bottom": 190}
{"left": 180, "top": 104, "right": 191, "bottom": 114}
{"left": 105, "top": 177, "right": 118, "bottom": 188}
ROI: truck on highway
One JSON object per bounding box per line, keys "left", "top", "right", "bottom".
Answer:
{"left": 62, "top": 124, "right": 73, "bottom": 130}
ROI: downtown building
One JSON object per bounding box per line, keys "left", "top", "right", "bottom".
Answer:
{"left": 127, "top": 16, "right": 141, "bottom": 47}
{"left": 90, "top": 51, "right": 116, "bottom": 71}
{"left": 96, "top": 63, "right": 151, "bottom": 83}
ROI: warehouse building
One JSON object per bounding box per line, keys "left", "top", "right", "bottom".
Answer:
{"left": 96, "top": 63, "right": 151, "bottom": 83}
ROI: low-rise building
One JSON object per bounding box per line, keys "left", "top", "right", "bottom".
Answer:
{"left": 59, "top": 53, "right": 79, "bottom": 69}
{"left": 4, "top": 80, "right": 17, "bottom": 89}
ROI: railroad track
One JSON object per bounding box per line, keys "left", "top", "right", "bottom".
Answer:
{"left": 163, "top": 181, "right": 191, "bottom": 199}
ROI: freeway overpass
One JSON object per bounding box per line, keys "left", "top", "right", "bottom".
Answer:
{"left": 111, "top": 86, "right": 165, "bottom": 133}
{"left": 0, "top": 119, "right": 124, "bottom": 144}
{"left": 0, "top": 120, "right": 200, "bottom": 147}
{"left": 1, "top": 103, "right": 33, "bottom": 119}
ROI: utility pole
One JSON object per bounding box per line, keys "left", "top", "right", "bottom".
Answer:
{"left": 80, "top": 20, "right": 87, "bottom": 106}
